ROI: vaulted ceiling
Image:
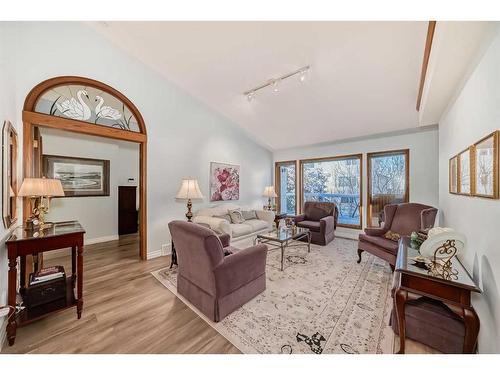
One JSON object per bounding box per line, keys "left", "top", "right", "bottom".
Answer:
{"left": 91, "top": 21, "right": 433, "bottom": 150}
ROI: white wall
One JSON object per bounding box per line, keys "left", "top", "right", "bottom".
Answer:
{"left": 438, "top": 27, "right": 500, "bottom": 353}
{"left": 0, "top": 23, "right": 21, "bottom": 351}
{"left": 41, "top": 128, "right": 139, "bottom": 243}
{"left": 273, "top": 127, "right": 440, "bottom": 237}
{"left": 4, "top": 22, "right": 273, "bottom": 257}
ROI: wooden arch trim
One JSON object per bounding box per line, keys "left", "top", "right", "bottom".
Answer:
{"left": 23, "top": 76, "right": 148, "bottom": 260}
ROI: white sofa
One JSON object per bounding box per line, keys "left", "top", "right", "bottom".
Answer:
{"left": 193, "top": 203, "right": 275, "bottom": 240}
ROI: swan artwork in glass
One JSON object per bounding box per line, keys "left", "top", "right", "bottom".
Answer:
{"left": 55, "top": 90, "right": 92, "bottom": 121}
{"left": 94, "top": 95, "right": 122, "bottom": 123}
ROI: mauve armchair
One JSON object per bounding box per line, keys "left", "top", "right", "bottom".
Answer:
{"left": 357, "top": 203, "right": 438, "bottom": 269}
{"left": 168, "top": 220, "right": 267, "bottom": 322}
{"left": 293, "top": 202, "right": 339, "bottom": 246}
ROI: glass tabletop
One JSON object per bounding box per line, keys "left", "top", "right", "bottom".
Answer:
{"left": 257, "top": 226, "right": 309, "bottom": 242}
{"left": 396, "top": 237, "right": 480, "bottom": 292}
{"left": 7, "top": 221, "right": 85, "bottom": 242}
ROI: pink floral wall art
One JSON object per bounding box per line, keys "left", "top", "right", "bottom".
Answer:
{"left": 210, "top": 162, "right": 240, "bottom": 201}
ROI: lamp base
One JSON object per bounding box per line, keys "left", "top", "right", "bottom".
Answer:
{"left": 185, "top": 199, "right": 193, "bottom": 222}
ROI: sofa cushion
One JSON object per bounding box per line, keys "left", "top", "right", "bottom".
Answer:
{"left": 297, "top": 220, "right": 321, "bottom": 232}
{"left": 214, "top": 214, "right": 231, "bottom": 222}
{"left": 245, "top": 219, "right": 268, "bottom": 232}
{"left": 228, "top": 209, "right": 245, "bottom": 224}
{"left": 358, "top": 233, "right": 398, "bottom": 254}
{"left": 242, "top": 210, "right": 258, "bottom": 220}
{"left": 231, "top": 223, "right": 253, "bottom": 237}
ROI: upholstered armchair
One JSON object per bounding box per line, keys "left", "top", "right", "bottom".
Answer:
{"left": 293, "top": 201, "right": 339, "bottom": 246}
{"left": 357, "top": 203, "right": 438, "bottom": 269}
{"left": 168, "top": 220, "right": 267, "bottom": 322}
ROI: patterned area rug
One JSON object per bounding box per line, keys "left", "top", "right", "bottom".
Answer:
{"left": 151, "top": 237, "right": 395, "bottom": 354}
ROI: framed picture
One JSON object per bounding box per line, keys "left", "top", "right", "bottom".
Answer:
{"left": 473, "top": 130, "right": 499, "bottom": 199}
{"left": 449, "top": 155, "right": 458, "bottom": 194}
{"left": 457, "top": 147, "right": 473, "bottom": 195}
{"left": 43, "top": 154, "right": 110, "bottom": 197}
{"left": 210, "top": 162, "right": 240, "bottom": 201}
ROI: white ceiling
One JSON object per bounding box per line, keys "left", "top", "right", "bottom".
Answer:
{"left": 92, "top": 21, "right": 429, "bottom": 150}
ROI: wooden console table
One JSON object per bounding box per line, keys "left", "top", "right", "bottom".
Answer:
{"left": 394, "top": 237, "right": 481, "bottom": 354}
{"left": 5, "top": 220, "right": 85, "bottom": 346}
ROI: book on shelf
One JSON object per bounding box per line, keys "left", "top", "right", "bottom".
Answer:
{"left": 29, "top": 266, "right": 65, "bottom": 285}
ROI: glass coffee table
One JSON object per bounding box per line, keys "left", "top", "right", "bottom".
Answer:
{"left": 254, "top": 227, "right": 311, "bottom": 271}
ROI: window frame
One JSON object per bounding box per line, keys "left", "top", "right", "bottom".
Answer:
{"left": 299, "top": 153, "right": 363, "bottom": 229}
{"left": 275, "top": 160, "right": 298, "bottom": 215}
{"left": 366, "top": 149, "right": 410, "bottom": 228}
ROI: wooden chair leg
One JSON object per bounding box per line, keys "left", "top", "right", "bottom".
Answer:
{"left": 357, "top": 249, "right": 363, "bottom": 263}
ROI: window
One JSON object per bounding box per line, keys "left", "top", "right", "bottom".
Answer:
{"left": 275, "top": 161, "right": 296, "bottom": 215}
{"left": 300, "top": 154, "right": 362, "bottom": 228}
{"left": 34, "top": 84, "right": 140, "bottom": 132}
{"left": 367, "top": 149, "right": 409, "bottom": 227}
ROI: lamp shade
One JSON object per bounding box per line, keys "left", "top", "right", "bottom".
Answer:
{"left": 262, "top": 186, "right": 277, "bottom": 198}
{"left": 175, "top": 178, "right": 204, "bottom": 200}
{"left": 18, "top": 178, "right": 65, "bottom": 197}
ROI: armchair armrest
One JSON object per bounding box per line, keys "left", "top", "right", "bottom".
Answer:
{"left": 320, "top": 215, "right": 336, "bottom": 234}
{"left": 364, "top": 227, "right": 387, "bottom": 237}
{"left": 193, "top": 215, "right": 232, "bottom": 236}
{"left": 293, "top": 214, "right": 306, "bottom": 223}
{"left": 214, "top": 244, "right": 267, "bottom": 297}
{"left": 256, "top": 210, "right": 275, "bottom": 224}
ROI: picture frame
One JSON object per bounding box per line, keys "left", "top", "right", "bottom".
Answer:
{"left": 43, "top": 154, "right": 110, "bottom": 197}
{"left": 473, "top": 130, "right": 499, "bottom": 199}
{"left": 457, "top": 147, "right": 474, "bottom": 196}
{"left": 449, "top": 155, "right": 458, "bottom": 194}
{"left": 2, "top": 121, "right": 18, "bottom": 229}
{"left": 209, "top": 161, "right": 240, "bottom": 201}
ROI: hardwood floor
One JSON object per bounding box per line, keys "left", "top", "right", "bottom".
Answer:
{"left": 2, "top": 234, "right": 239, "bottom": 354}
{"left": 2, "top": 234, "right": 436, "bottom": 354}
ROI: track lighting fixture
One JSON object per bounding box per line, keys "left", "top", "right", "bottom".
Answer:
{"left": 243, "top": 65, "right": 310, "bottom": 101}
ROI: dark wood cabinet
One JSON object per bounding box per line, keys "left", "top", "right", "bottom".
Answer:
{"left": 118, "top": 186, "right": 138, "bottom": 235}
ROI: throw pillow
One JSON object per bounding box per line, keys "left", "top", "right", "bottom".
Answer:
{"left": 242, "top": 210, "right": 258, "bottom": 220}
{"left": 384, "top": 230, "right": 401, "bottom": 242}
{"left": 228, "top": 209, "right": 245, "bottom": 224}
{"left": 214, "top": 214, "right": 231, "bottom": 222}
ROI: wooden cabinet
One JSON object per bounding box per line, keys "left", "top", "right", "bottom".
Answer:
{"left": 118, "top": 186, "right": 138, "bottom": 235}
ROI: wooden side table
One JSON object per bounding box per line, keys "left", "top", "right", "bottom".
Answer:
{"left": 394, "top": 237, "right": 481, "bottom": 354}
{"left": 5, "top": 220, "right": 85, "bottom": 346}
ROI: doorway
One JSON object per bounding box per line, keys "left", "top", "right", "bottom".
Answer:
{"left": 23, "top": 76, "right": 147, "bottom": 259}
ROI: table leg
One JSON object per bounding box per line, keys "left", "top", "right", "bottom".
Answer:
{"left": 7, "top": 256, "right": 17, "bottom": 346}
{"left": 462, "top": 307, "right": 480, "bottom": 353}
{"left": 394, "top": 288, "right": 408, "bottom": 354}
{"left": 280, "top": 243, "right": 285, "bottom": 271}
{"left": 170, "top": 241, "right": 177, "bottom": 268}
{"left": 71, "top": 246, "right": 77, "bottom": 288}
{"left": 76, "top": 244, "right": 83, "bottom": 319}
{"left": 307, "top": 232, "right": 311, "bottom": 253}
{"left": 20, "top": 255, "right": 26, "bottom": 295}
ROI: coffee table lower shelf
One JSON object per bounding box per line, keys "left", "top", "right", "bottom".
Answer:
{"left": 255, "top": 229, "right": 311, "bottom": 271}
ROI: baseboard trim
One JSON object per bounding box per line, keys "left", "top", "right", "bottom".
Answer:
{"left": 148, "top": 243, "right": 172, "bottom": 260}
{"left": 85, "top": 235, "right": 119, "bottom": 245}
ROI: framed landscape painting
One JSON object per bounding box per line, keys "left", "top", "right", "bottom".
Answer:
{"left": 449, "top": 155, "right": 458, "bottom": 194}
{"left": 43, "top": 155, "right": 110, "bottom": 197}
{"left": 473, "top": 130, "right": 499, "bottom": 199}
{"left": 458, "top": 147, "right": 473, "bottom": 195}
{"left": 210, "top": 162, "right": 240, "bottom": 201}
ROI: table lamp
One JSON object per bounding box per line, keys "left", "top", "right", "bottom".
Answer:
{"left": 175, "top": 178, "right": 204, "bottom": 222}
{"left": 18, "top": 177, "right": 65, "bottom": 228}
{"left": 263, "top": 186, "right": 277, "bottom": 210}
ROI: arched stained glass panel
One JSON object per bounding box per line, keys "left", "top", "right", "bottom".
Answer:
{"left": 34, "top": 84, "right": 140, "bottom": 132}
